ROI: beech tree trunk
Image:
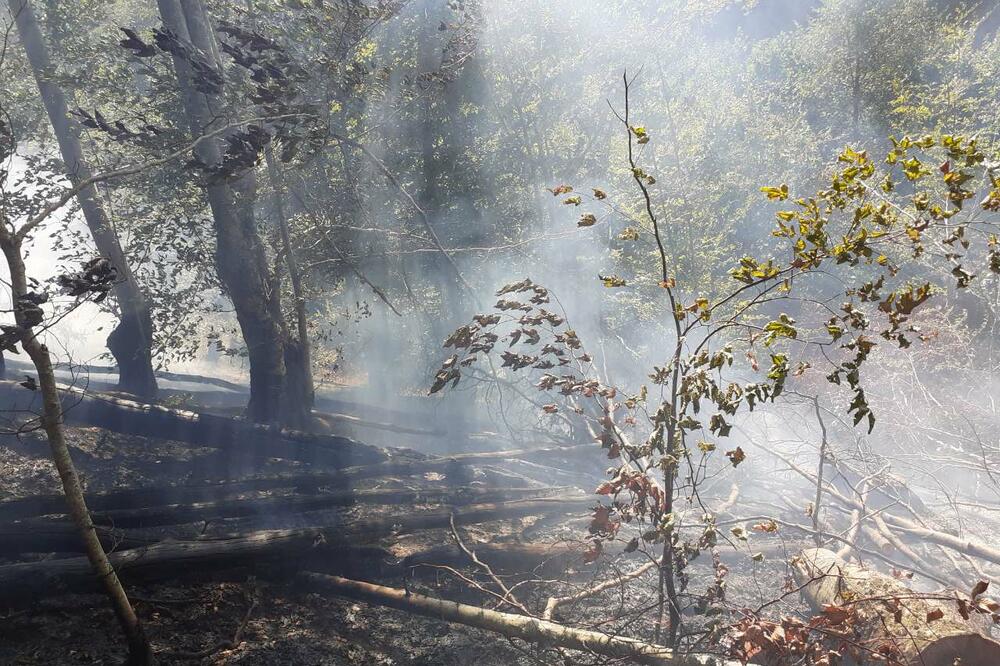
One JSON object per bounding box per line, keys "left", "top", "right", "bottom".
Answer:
{"left": 793, "top": 548, "right": 1000, "bottom": 666}
{"left": 155, "top": 0, "right": 311, "bottom": 427}
{"left": 9, "top": 0, "right": 157, "bottom": 398}
{"left": 265, "top": 147, "right": 314, "bottom": 412}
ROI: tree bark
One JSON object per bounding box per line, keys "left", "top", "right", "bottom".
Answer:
{"left": 9, "top": 0, "right": 157, "bottom": 398}
{"left": 265, "top": 146, "right": 314, "bottom": 413}
{"left": 155, "top": 0, "right": 310, "bottom": 427}
{"left": 793, "top": 548, "right": 1000, "bottom": 666}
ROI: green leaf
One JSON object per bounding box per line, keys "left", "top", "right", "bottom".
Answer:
{"left": 760, "top": 184, "right": 789, "bottom": 201}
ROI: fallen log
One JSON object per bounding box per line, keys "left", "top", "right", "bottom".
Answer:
{"left": 298, "top": 572, "right": 734, "bottom": 665}
{"left": 0, "top": 497, "right": 593, "bottom": 583}
{"left": 0, "top": 487, "right": 574, "bottom": 554}
{"left": 312, "top": 410, "right": 446, "bottom": 437}
{"left": 0, "top": 444, "right": 586, "bottom": 522}
{"left": 6, "top": 485, "right": 567, "bottom": 531}
{"left": 0, "top": 380, "right": 386, "bottom": 467}
{"left": 792, "top": 548, "right": 1000, "bottom": 666}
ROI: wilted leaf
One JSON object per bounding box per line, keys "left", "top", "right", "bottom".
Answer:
{"left": 725, "top": 447, "right": 746, "bottom": 467}
{"left": 751, "top": 519, "right": 778, "bottom": 533}
{"left": 595, "top": 482, "right": 615, "bottom": 495}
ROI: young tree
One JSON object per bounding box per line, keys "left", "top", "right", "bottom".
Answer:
{"left": 431, "top": 74, "right": 1000, "bottom": 653}
{"left": 0, "top": 91, "right": 152, "bottom": 666}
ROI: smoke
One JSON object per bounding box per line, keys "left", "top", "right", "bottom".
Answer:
{"left": 6, "top": 0, "right": 998, "bottom": 513}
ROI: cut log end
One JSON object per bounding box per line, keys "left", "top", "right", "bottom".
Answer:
{"left": 793, "top": 548, "right": 1000, "bottom": 666}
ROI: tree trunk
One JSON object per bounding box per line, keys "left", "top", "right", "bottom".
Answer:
{"left": 9, "top": 0, "right": 157, "bottom": 398}
{"left": 265, "top": 147, "right": 314, "bottom": 413}
{"left": 793, "top": 548, "right": 1000, "bottom": 666}
{"left": 0, "top": 235, "right": 151, "bottom": 661}
{"left": 155, "top": 0, "right": 310, "bottom": 427}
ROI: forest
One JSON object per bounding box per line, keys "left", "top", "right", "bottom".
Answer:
{"left": 1, "top": 0, "right": 1000, "bottom": 664}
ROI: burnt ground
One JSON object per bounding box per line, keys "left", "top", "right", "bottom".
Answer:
{"left": 0, "top": 423, "right": 811, "bottom": 665}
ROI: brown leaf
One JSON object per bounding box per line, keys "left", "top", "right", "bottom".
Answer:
{"left": 926, "top": 608, "right": 945, "bottom": 622}
{"left": 972, "top": 580, "right": 990, "bottom": 599}
{"left": 751, "top": 519, "right": 778, "bottom": 533}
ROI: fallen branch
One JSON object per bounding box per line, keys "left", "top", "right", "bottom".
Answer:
{"left": 758, "top": 442, "right": 1000, "bottom": 568}
{"left": 449, "top": 514, "right": 532, "bottom": 615}
{"left": 298, "top": 572, "right": 736, "bottom": 665}
{"left": 543, "top": 557, "right": 662, "bottom": 620}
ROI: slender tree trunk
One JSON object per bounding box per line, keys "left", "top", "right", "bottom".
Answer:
{"left": 156, "top": 0, "right": 310, "bottom": 426}
{"left": 0, "top": 229, "right": 152, "bottom": 663}
{"left": 265, "top": 147, "right": 313, "bottom": 412}
{"left": 9, "top": 0, "right": 158, "bottom": 398}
